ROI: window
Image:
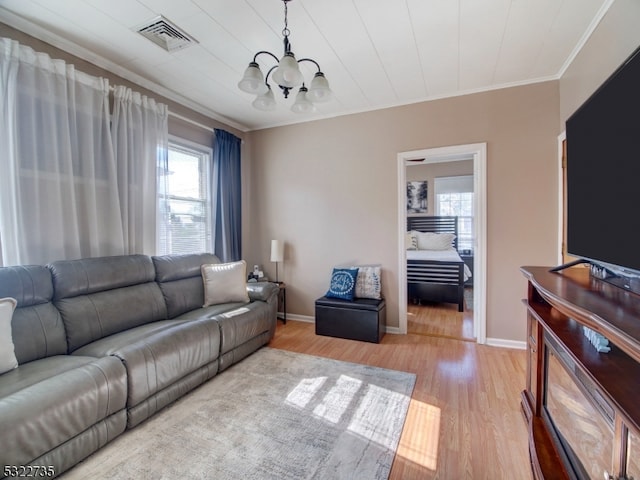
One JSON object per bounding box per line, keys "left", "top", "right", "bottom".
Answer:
{"left": 157, "top": 139, "right": 212, "bottom": 255}
{"left": 434, "top": 176, "right": 474, "bottom": 252}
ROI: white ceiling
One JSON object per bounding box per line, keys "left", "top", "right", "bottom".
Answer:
{"left": 0, "top": 0, "right": 612, "bottom": 132}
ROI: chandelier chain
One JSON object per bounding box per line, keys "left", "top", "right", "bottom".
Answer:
{"left": 282, "top": 0, "right": 290, "bottom": 38}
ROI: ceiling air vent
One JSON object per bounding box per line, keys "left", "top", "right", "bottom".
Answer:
{"left": 136, "top": 16, "right": 197, "bottom": 52}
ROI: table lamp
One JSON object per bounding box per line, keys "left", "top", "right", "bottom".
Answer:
{"left": 270, "top": 240, "right": 284, "bottom": 283}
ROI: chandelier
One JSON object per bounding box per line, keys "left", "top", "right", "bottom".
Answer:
{"left": 237, "top": 0, "right": 332, "bottom": 113}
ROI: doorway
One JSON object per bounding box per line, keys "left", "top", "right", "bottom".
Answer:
{"left": 396, "top": 143, "right": 487, "bottom": 343}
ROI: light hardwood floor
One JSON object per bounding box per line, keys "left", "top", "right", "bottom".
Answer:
{"left": 408, "top": 300, "right": 475, "bottom": 341}
{"left": 269, "top": 318, "right": 532, "bottom": 479}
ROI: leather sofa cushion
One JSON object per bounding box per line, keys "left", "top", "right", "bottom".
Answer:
{"left": 247, "top": 282, "right": 279, "bottom": 303}
{"left": 0, "top": 355, "right": 103, "bottom": 397}
{"left": 172, "top": 301, "right": 249, "bottom": 321}
{"left": 152, "top": 253, "right": 220, "bottom": 318}
{"left": 214, "top": 302, "right": 274, "bottom": 355}
{"left": 72, "top": 320, "right": 190, "bottom": 357}
{"left": 57, "top": 282, "right": 167, "bottom": 352}
{"left": 158, "top": 276, "right": 207, "bottom": 319}
{"left": 0, "top": 355, "right": 127, "bottom": 468}
{"left": 50, "top": 251, "right": 168, "bottom": 352}
{"left": 0, "top": 264, "right": 53, "bottom": 305}
{"left": 0, "top": 265, "right": 68, "bottom": 363}
{"left": 50, "top": 254, "right": 156, "bottom": 300}
{"left": 174, "top": 301, "right": 274, "bottom": 356}
{"left": 152, "top": 252, "right": 220, "bottom": 283}
{"left": 73, "top": 319, "right": 221, "bottom": 408}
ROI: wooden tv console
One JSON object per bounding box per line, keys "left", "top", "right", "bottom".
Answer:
{"left": 520, "top": 266, "right": 640, "bottom": 480}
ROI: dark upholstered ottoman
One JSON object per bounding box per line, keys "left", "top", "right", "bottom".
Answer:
{"left": 315, "top": 296, "right": 386, "bottom": 343}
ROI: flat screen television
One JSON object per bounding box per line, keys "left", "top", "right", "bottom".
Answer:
{"left": 565, "top": 44, "right": 640, "bottom": 287}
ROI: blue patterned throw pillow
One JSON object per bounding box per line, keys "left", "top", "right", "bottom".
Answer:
{"left": 325, "top": 268, "right": 359, "bottom": 301}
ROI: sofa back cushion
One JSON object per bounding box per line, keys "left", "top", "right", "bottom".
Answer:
{"left": 0, "top": 265, "right": 68, "bottom": 363}
{"left": 50, "top": 255, "right": 167, "bottom": 352}
{"left": 152, "top": 253, "right": 220, "bottom": 318}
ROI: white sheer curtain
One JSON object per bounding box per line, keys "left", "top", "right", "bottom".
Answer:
{"left": 111, "top": 86, "right": 168, "bottom": 255}
{"left": 0, "top": 37, "right": 124, "bottom": 265}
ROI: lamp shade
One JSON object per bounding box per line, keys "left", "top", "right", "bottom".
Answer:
{"left": 252, "top": 86, "right": 277, "bottom": 111}
{"left": 291, "top": 86, "right": 316, "bottom": 113}
{"left": 238, "top": 62, "right": 268, "bottom": 95}
{"left": 272, "top": 52, "right": 303, "bottom": 88}
{"left": 270, "top": 240, "right": 284, "bottom": 262}
{"left": 307, "top": 71, "right": 332, "bottom": 103}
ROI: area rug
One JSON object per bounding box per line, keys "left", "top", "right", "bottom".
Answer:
{"left": 60, "top": 347, "right": 416, "bottom": 480}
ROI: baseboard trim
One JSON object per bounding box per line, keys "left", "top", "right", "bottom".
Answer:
{"left": 281, "top": 316, "right": 404, "bottom": 335}
{"left": 282, "top": 314, "right": 315, "bottom": 324}
{"left": 280, "top": 317, "right": 525, "bottom": 348}
{"left": 486, "top": 338, "right": 526, "bottom": 350}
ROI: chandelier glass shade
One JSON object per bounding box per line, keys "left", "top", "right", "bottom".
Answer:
{"left": 237, "top": 0, "right": 332, "bottom": 112}
{"left": 252, "top": 85, "right": 276, "bottom": 111}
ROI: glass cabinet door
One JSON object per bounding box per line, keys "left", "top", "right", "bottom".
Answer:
{"left": 545, "top": 350, "right": 614, "bottom": 479}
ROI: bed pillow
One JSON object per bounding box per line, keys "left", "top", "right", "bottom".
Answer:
{"left": 413, "top": 231, "right": 456, "bottom": 250}
{"left": 350, "top": 265, "right": 382, "bottom": 300}
{"left": 0, "top": 297, "right": 18, "bottom": 375}
{"left": 202, "top": 260, "right": 250, "bottom": 307}
{"left": 325, "top": 268, "right": 359, "bottom": 301}
{"left": 405, "top": 232, "right": 418, "bottom": 250}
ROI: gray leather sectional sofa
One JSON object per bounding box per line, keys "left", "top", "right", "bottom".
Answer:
{"left": 0, "top": 253, "right": 278, "bottom": 478}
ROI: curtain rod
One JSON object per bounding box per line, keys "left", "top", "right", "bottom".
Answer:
{"left": 108, "top": 84, "right": 214, "bottom": 133}
{"left": 168, "top": 111, "right": 214, "bottom": 133}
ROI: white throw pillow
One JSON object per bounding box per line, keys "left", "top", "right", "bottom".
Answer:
{"left": 412, "top": 231, "right": 456, "bottom": 250}
{"left": 405, "top": 232, "right": 417, "bottom": 250}
{"left": 350, "top": 265, "right": 382, "bottom": 300}
{"left": 202, "top": 261, "right": 250, "bottom": 307}
{"left": 0, "top": 297, "right": 18, "bottom": 375}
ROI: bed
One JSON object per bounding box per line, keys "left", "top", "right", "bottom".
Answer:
{"left": 406, "top": 216, "right": 471, "bottom": 312}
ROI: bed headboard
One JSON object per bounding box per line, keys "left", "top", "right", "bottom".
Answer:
{"left": 407, "top": 216, "right": 458, "bottom": 250}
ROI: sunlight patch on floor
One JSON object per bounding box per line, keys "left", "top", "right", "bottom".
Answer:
{"left": 396, "top": 399, "right": 441, "bottom": 471}
{"left": 313, "top": 375, "right": 362, "bottom": 424}
{"left": 348, "top": 383, "right": 412, "bottom": 449}
{"left": 285, "top": 374, "right": 414, "bottom": 450}
{"left": 286, "top": 376, "right": 327, "bottom": 408}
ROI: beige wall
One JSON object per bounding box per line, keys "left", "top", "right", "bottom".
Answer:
{"left": 247, "top": 82, "right": 560, "bottom": 341}
{"left": 406, "top": 160, "right": 473, "bottom": 216}
{"left": 247, "top": 0, "right": 640, "bottom": 343}
{"left": 559, "top": 0, "right": 640, "bottom": 124}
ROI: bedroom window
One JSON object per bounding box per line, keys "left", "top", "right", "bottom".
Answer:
{"left": 434, "top": 176, "right": 474, "bottom": 252}
{"left": 157, "top": 139, "right": 212, "bottom": 255}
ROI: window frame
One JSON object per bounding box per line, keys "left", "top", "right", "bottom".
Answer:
{"left": 434, "top": 175, "right": 474, "bottom": 253}
{"left": 157, "top": 136, "right": 213, "bottom": 255}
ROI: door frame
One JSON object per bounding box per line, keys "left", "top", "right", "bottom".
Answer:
{"left": 396, "top": 143, "right": 487, "bottom": 343}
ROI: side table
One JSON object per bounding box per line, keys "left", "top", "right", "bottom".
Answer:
{"left": 276, "top": 282, "right": 286, "bottom": 324}
{"left": 460, "top": 253, "right": 474, "bottom": 287}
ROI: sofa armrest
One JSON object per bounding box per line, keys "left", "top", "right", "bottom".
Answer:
{"left": 246, "top": 282, "right": 279, "bottom": 303}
